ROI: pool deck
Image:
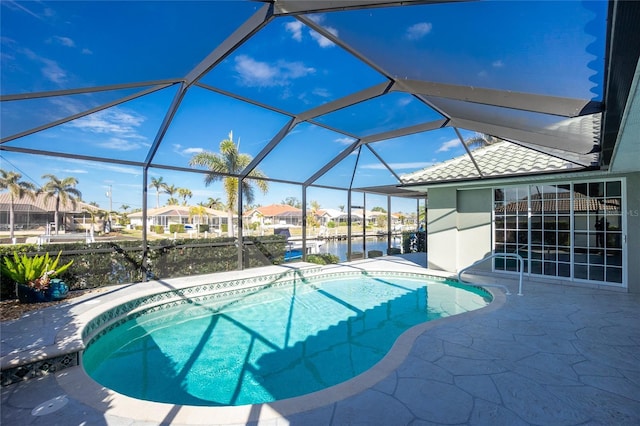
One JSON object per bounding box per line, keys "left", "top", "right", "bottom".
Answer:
{"left": 2, "top": 253, "right": 640, "bottom": 425}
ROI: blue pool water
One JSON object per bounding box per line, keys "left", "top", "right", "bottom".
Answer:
{"left": 82, "top": 274, "right": 491, "bottom": 406}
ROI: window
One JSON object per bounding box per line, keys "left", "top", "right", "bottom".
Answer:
{"left": 493, "top": 180, "right": 625, "bottom": 286}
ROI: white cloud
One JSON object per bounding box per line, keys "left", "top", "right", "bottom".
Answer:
{"left": 234, "top": 54, "right": 315, "bottom": 87}
{"left": 173, "top": 144, "right": 204, "bottom": 156}
{"left": 21, "top": 47, "right": 67, "bottom": 84}
{"left": 52, "top": 36, "right": 75, "bottom": 47}
{"left": 437, "top": 138, "right": 462, "bottom": 153}
{"left": 97, "top": 137, "right": 146, "bottom": 151}
{"left": 40, "top": 57, "right": 67, "bottom": 84}
{"left": 405, "top": 22, "right": 432, "bottom": 40}
{"left": 492, "top": 60, "right": 504, "bottom": 68}
{"left": 81, "top": 48, "right": 93, "bottom": 55}
{"left": 285, "top": 21, "right": 303, "bottom": 41}
{"left": 309, "top": 28, "right": 336, "bottom": 48}
{"left": 286, "top": 15, "right": 336, "bottom": 48}
{"left": 62, "top": 168, "right": 89, "bottom": 174}
{"left": 312, "top": 87, "right": 331, "bottom": 98}
{"left": 397, "top": 96, "right": 413, "bottom": 107}
{"left": 58, "top": 158, "right": 141, "bottom": 176}
{"left": 62, "top": 108, "right": 149, "bottom": 151}
{"left": 335, "top": 137, "right": 355, "bottom": 145}
{"left": 65, "top": 108, "right": 145, "bottom": 137}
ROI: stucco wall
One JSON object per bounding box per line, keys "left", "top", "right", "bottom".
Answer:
{"left": 427, "top": 187, "right": 493, "bottom": 272}
{"left": 456, "top": 189, "right": 493, "bottom": 272}
{"left": 426, "top": 187, "right": 457, "bottom": 272}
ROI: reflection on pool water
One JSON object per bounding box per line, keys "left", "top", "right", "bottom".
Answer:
{"left": 82, "top": 273, "right": 491, "bottom": 406}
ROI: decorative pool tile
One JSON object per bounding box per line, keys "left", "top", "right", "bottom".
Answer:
{"left": 1, "top": 353, "right": 78, "bottom": 387}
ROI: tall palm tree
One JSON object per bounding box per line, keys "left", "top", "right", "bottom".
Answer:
{"left": 41, "top": 174, "right": 82, "bottom": 235}
{"left": 0, "top": 169, "right": 37, "bottom": 240}
{"left": 164, "top": 184, "right": 179, "bottom": 206}
{"left": 178, "top": 188, "right": 192, "bottom": 206}
{"left": 189, "top": 131, "right": 268, "bottom": 237}
{"left": 205, "top": 197, "right": 224, "bottom": 210}
{"left": 149, "top": 176, "right": 166, "bottom": 208}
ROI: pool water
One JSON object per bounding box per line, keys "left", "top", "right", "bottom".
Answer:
{"left": 82, "top": 274, "right": 490, "bottom": 406}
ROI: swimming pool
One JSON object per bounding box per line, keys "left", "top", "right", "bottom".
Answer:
{"left": 82, "top": 271, "right": 491, "bottom": 407}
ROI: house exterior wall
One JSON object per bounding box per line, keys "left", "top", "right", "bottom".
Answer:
{"left": 426, "top": 171, "right": 639, "bottom": 293}
{"left": 426, "top": 187, "right": 457, "bottom": 272}
{"left": 456, "top": 189, "right": 493, "bottom": 272}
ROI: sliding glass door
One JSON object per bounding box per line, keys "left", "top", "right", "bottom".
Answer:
{"left": 493, "top": 179, "right": 625, "bottom": 286}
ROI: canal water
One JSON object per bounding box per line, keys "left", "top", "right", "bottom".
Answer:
{"left": 317, "top": 236, "right": 403, "bottom": 262}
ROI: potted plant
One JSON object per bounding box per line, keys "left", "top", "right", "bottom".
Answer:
{"left": 0, "top": 251, "right": 73, "bottom": 303}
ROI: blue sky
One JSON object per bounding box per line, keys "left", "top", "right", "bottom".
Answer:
{"left": 0, "top": 0, "right": 607, "bottom": 213}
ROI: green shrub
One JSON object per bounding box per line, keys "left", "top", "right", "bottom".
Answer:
{"left": 153, "top": 225, "right": 164, "bottom": 234}
{"left": 306, "top": 253, "right": 339, "bottom": 265}
{"left": 198, "top": 224, "right": 209, "bottom": 233}
{"left": 169, "top": 224, "right": 185, "bottom": 233}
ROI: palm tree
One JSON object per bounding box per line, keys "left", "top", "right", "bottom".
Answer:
{"left": 178, "top": 188, "right": 192, "bottom": 206}
{"left": 205, "top": 197, "right": 224, "bottom": 210}
{"left": 189, "top": 131, "right": 268, "bottom": 237}
{"left": 307, "top": 200, "right": 321, "bottom": 235}
{"left": 120, "top": 204, "right": 130, "bottom": 213}
{"left": 164, "top": 184, "right": 179, "bottom": 206}
{"left": 464, "top": 133, "right": 502, "bottom": 150}
{"left": 189, "top": 205, "right": 208, "bottom": 230}
{"left": 41, "top": 174, "right": 82, "bottom": 235}
{"left": 0, "top": 170, "right": 37, "bottom": 240}
{"left": 149, "top": 176, "right": 166, "bottom": 208}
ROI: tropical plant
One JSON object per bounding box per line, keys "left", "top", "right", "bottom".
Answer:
{"left": 282, "top": 197, "right": 301, "bottom": 208}
{"left": 164, "top": 184, "right": 179, "bottom": 206}
{"left": 464, "top": 133, "right": 502, "bottom": 150}
{"left": 149, "top": 176, "right": 166, "bottom": 208}
{"left": 189, "top": 131, "right": 269, "bottom": 237}
{"left": 204, "top": 197, "right": 224, "bottom": 210}
{"left": 0, "top": 169, "right": 37, "bottom": 240}
{"left": 189, "top": 205, "right": 208, "bottom": 228}
{"left": 1, "top": 251, "right": 73, "bottom": 293}
{"left": 41, "top": 174, "right": 82, "bottom": 235}
{"left": 178, "top": 188, "right": 192, "bottom": 205}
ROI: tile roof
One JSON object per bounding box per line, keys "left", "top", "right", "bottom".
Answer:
{"left": 401, "top": 141, "right": 585, "bottom": 184}
{"left": 128, "top": 205, "right": 228, "bottom": 218}
{"left": 245, "top": 204, "right": 301, "bottom": 217}
{"left": 0, "top": 192, "right": 97, "bottom": 213}
{"left": 496, "top": 193, "right": 621, "bottom": 214}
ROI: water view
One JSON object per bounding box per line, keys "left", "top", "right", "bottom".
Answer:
{"left": 317, "top": 237, "right": 403, "bottom": 262}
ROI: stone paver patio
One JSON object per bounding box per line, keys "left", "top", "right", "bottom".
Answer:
{"left": 2, "top": 254, "right": 639, "bottom": 425}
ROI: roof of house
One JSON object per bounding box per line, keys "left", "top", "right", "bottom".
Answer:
{"left": 0, "top": 192, "right": 98, "bottom": 213}
{"left": 496, "top": 192, "right": 621, "bottom": 214}
{"left": 401, "top": 141, "right": 588, "bottom": 184}
{"left": 128, "top": 205, "right": 228, "bottom": 218}
{"left": 245, "top": 204, "right": 302, "bottom": 217}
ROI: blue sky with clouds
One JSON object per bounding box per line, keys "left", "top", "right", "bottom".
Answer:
{"left": 1, "top": 0, "right": 606, "bottom": 213}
